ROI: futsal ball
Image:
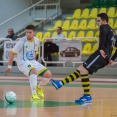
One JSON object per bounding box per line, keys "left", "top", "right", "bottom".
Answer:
{"left": 5, "top": 91, "right": 17, "bottom": 104}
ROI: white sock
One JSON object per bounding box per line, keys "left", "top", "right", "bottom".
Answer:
{"left": 29, "top": 74, "right": 37, "bottom": 94}
{"left": 38, "top": 77, "right": 50, "bottom": 88}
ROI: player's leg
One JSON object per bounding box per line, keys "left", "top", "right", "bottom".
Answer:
{"left": 75, "top": 65, "right": 92, "bottom": 103}
{"left": 39, "top": 70, "right": 51, "bottom": 87}
{"left": 17, "top": 61, "right": 40, "bottom": 100}
{"left": 34, "top": 61, "right": 51, "bottom": 98}
{"left": 50, "top": 69, "right": 81, "bottom": 90}
{"left": 36, "top": 70, "right": 51, "bottom": 98}
{"left": 75, "top": 53, "right": 107, "bottom": 103}
{"left": 29, "top": 69, "right": 40, "bottom": 99}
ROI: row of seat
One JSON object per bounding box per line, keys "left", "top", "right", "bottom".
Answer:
{"left": 51, "top": 43, "right": 98, "bottom": 56}
{"left": 47, "top": 18, "right": 117, "bottom": 32}
{"left": 87, "top": 0, "right": 117, "bottom": 8}
{"left": 47, "top": 19, "right": 97, "bottom": 31}
{"left": 82, "top": 43, "right": 116, "bottom": 56}
{"left": 82, "top": 43, "right": 98, "bottom": 56}
{"left": 36, "top": 30, "right": 100, "bottom": 43}
{"left": 51, "top": 43, "right": 117, "bottom": 57}
{"left": 66, "top": 7, "right": 116, "bottom": 20}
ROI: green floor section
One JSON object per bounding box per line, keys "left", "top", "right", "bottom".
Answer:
{"left": 0, "top": 82, "right": 117, "bottom": 89}
{"left": 0, "top": 81, "right": 116, "bottom": 109}
{"left": 1, "top": 101, "right": 79, "bottom": 108}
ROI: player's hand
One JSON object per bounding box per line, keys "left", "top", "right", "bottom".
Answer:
{"left": 108, "top": 60, "right": 114, "bottom": 66}
{"left": 5, "top": 68, "right": 11, "bottom": 73}
{"left": 46, "top": 39, "right": 52, "bottom": 42}
{"left": 100, "top": 50, "right": 107, "bottom": 58}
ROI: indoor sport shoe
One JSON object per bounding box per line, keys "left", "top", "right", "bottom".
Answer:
{"left": 50, "top": 79, "right": 62, "bottom": 90}
{"left": 36, "top": 86, "right": 44, "bottom": 98}
{"left": 75, "top": 94, "right": 92, "bottom": 103}
{"left": 30, "top": 93, "right": 40, "bottom": 100}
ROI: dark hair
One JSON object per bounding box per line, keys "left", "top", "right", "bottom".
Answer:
{"left": 8, "top": 28, "right": 14, "bottom": 33}
{"left": 57, "top": 26, "right": 62, "bottom": 31}
{"left": 97, "top": 13, "right": 108, "bottom": 23}
{"left": 26, "top": 25, "right": 35, "bottom": 31}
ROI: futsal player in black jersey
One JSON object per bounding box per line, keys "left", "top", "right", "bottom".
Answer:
{"left": 50, "top": 13, "right": 117, "bottom": 103}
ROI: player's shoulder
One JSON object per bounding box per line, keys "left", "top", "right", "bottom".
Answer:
{"left": 34, "top": 36, "right": 39, "bottom": 42}
{"left": 18, "top": 36, "right": 27, "bottom": 42}
{"left": 100, "top": 24, "right": 110, "bottom": 32}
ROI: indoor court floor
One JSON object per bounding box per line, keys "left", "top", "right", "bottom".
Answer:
{"left": 0, "top": 76, "right": 117, "bottom": 117}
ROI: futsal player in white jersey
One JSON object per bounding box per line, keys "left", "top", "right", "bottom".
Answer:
{"left": 5, "top": 25, "right": 52, "bottom": 100}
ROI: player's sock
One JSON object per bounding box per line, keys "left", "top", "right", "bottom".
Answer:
{"left": 29, "top": 74, "right": 37, "bottom": 94}
{"left": 81, "top": 74, "right": 90, "bottom": 96}
{"left": 38, "top": 77, "right": 50, "bottom": 88}
{"left": 61, "top": 70, "right": 80, "bottom": 85}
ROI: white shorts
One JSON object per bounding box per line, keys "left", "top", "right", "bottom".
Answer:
{"left": 17, "top": 60, "right": 48, "bottom": 76}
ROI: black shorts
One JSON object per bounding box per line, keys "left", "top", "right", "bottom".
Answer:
{"left": 83, "top": 51, "right": 109, "bottom": 74}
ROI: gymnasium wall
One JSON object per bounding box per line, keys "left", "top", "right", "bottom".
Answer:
{"left": 0, "top": 0, "right": 31, "bottom": 23}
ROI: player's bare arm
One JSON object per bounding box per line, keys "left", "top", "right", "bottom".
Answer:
{"left": 100, "top": 49, "right": 107, "bottom": 58}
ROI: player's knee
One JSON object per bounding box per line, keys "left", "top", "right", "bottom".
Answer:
{"left": 30, "top": 69, "right": 37, "bottom": 75}
{"left": 78, "top": 65, "right": 88, "bottom": 74}
{"left": 43, "top": 70, "right": 52, "bottom": 78}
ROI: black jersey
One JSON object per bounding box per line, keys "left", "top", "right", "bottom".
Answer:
{"left": 97, "top": 24, "right": 116, "bottom": 61}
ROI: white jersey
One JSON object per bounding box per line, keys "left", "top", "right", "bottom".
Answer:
{"left": 53, "top": 33, "right": 65, "bottom": 39}
{"left": 12, "top": 36, "right": 39, "bottom": 63}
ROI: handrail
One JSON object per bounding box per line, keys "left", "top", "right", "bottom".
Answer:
{"left": 0, "top": 0, "right": 44, "bottom": 26}
{"left": 36, "top": 3, "right": 59, "bottom": 6}
{"left": 0, "top": 38, "right": 12, "bottom": 48}
{"left": 0, "top": 38, "right": 12, "bottom": 63}
{"left": 0, "top": 38, "right": 12, "bottom": 41}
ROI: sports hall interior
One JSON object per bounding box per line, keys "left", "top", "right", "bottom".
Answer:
{"left": 0, "top": 0, "right": 117, "bottom": 117}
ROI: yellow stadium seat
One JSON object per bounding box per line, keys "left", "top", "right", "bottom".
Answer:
{"left": 70, "top": 20, "right": 79, "bottom": 30}
{"left": 107, "top": 7, "right": 116, "bottom": 18}
{"left": 86, "top": 31, "right": 96, "bottom": 42}
{"left": 87, "top": 19, "right": 98, "bottom": 30}
{"left": 51, "top": 32, "right": 57, "bottom": 38}
{"left": 89, "top": 8, "right": 98, "bottom": 18}
{"left": 51, "top": 52, "right": 59, "bottom": 56}
{"left": 66, "top": 9, "right": 81, "bottom": 20}
{"left": 113, "top": 20, "right": 117, "bottom": 29}
{"left": 90, "top": 43, "right": 98, "bottom": 54}
{"left": 47, "top": 20, "right": 62, "bottom": 31}
{"left": 62, "top": 31, "right": 68, "bottom": 38}
{"left": 36, "top": 32, "right": 43, "bottom": 42}
{"left": 82, "top": 43, "right": 92, "bottom": 56}
{"left": 81, "top": 8, "right": 90, "bottom": 19}
{"left": 62, "top": 20, "right": 70, "bottom": 31}
{"left": 77, "top": 19, "right": 87, "bottom": 30}
{"left": 67, "top": 31, "right": 76, "bottom": 40}
{"left": 99, "top": 8, "right": 107, "bottom": 13}
{"left": 77, "top": 31, "right": 86, "bottom": 42}
{"left": 42, "top": 32, "right": 51, "bottom": 42}
{"left": 77, "top": 31, "right": 85, "bottom": 37}
{"left": 95, "top": 31, "right": 100, "bottom": 41}
{"left": 108, "top": 18, "right": 114, "bottom": 28}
